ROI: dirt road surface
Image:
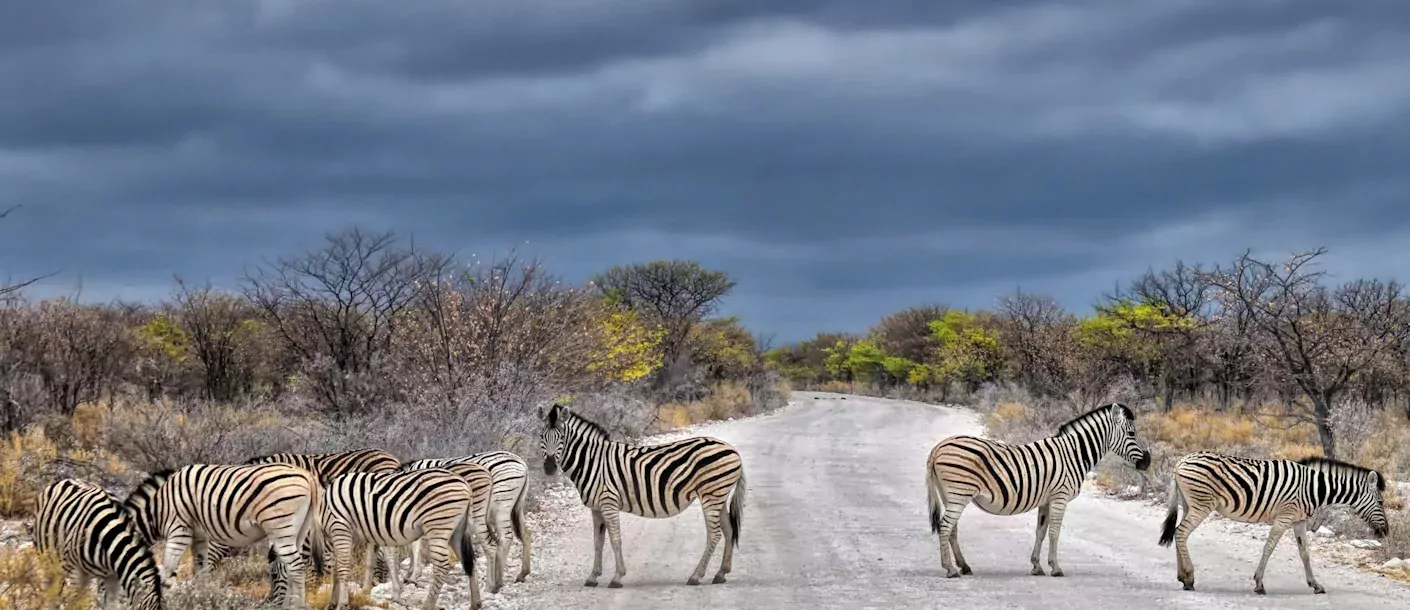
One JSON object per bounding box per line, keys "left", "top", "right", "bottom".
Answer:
{"left": 380, "top": 392, "right": 1410, "bottom": 609}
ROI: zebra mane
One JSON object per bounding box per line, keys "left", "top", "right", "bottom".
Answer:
{"left": 126, "top": 468, "right": 175, "bottom": 503}
{"left": 553, "top": 404, "right": 610, "bottom": 440}
{"left": 1055, "top": 403, "right": 1134, "bottom": 437}
{"left": 1297, "top": 457, "right": 1386, "bottom": 492}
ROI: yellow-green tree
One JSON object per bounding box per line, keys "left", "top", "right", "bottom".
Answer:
{"left": 928, "top": 310, "right": 1005, "bottom": 391}
{"left": 586, "top": 306, "right": 665, "bottom": 384}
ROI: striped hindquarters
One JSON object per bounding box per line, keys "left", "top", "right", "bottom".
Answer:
{"left": 927, "top": 435, "right": 1073, "bottom": 515}
{"left": 33, "top": 479, "right": 163, "bottom": 610}
{"left": 613, "top": 436, "right": 744, "bottom": 517}
{"left": 403, "top": 451, "right": 526, "bottom": 533}
{"left": 322, "top": 469, "right": 472, "bottom": 546}
{"left": 125, "top": 463, "right": 319, "bottom": 549}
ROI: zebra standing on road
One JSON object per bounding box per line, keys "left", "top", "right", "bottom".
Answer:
{"left": 400, "top": 450, "right": 532, "bottom": 585}
{"left": 925, "top": 402, "right": 1152, "bottom": 578}
{"left": 202, "top": 448, "right": 402, "bottom": 604}
{"left": 32, "top": 478, "right": 164, "bottom": 610}
{"left": 539, "top": 403, "right": 747, "bottom": 588}
{"left": 1158, "top": 452, "right": 1390, "bottom": 594}
{"left": 122, "top": 463, "right": 324, "bottom": 610}
{"left": 320, "top": 468, "right": 489, "bottom": 610}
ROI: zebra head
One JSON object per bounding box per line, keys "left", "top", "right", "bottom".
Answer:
{"left": 1300, "top": 457, "right": 1390, "bottom": 538}
{"left": 1105, "top": 403, "right": 1151, "bottom": 471}
{"left": 123, "top": 468, "right": 175, "bottom": 544}
{"left": 539, "top": 403, "right": 565, "bottom": 476}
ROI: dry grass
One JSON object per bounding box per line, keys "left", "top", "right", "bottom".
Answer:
{"left": 0, "top": 428, "right": 58, "bottom": 518}
{"left": 655, "top": 381, "right": 767, "bottom": 431}
{"left": 0, "top": 546, "right": 94, "bottom": 609}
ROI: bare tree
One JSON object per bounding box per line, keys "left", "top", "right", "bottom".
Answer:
{"left": 1205, "top": 248, "right": 1410, "bottom": 457}
{"left": 995, "top": 290, "right": 1076, "bottom": 397}
{"left": 171, "top": 278, "right": 263, "bottom": 402}
{"left": 870, "top": 304, "right": 948, "bottom": 363}
{"left": 242, "top": 227, "right": 448, "bottom": 415}
{"left": 591, "top": 260, "right": 736, "bottom": 388}
{"left": 1103, "top": 261, "right": 1214, "bottom": 410}
{"left": 0, "top": 205, "right": 59, "bottom": 300}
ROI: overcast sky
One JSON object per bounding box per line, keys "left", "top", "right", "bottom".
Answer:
{"left": 1, "top": 0, "right": 1407, "bottom": 342}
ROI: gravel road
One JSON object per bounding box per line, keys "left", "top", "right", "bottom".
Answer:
{"left": 378, "top": 392, "right": 1410, "bottom": 609}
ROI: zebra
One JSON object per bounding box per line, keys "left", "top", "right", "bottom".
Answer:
{"left": 201, "top": 448, "right": 402, "bottom": 604}
{"left": 1158, "top": 452, "right": 1390, "bottom": 594}
{"left": 320, "top": 468, "right": 490, "bottom": 610}
{"left": 925, "top": 402, "right": 1151, "bottom": 578}
{"left": 122, "top": 463, "right": 325, "bottom": 610}
{"left": 32, "top": 478, "right": 164, "bottom": 610}
{"left": 538, "top": 402, "right": 747, "bottom": 588}
{"left": 400, "top": 450, "right": 532, "bottom": 585}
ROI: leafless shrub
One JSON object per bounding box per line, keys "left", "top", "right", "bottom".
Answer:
{"left": 104, "top": 400, "right": 302, "bottom": 471}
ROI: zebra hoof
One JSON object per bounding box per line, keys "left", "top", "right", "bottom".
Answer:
{"left": 960, "top": 565, "right": 972, "bottom": 575}
{"left": 1181, "top": 581, "right": 1195, "bottom": 591}
{"left": 584, "top": 580, "right": 598, "bottom": 587}
{"left": 712, "top": 574, "right": 727, "bottom": 584}
{"left": 1313, "top": 585, "right": 1326, "bottom": 595}
{"left": 1031, "top": 567, "right": 1045, "bottom": 576}
{"left": 608, "top": 581, "right": 623, "bottom": 589}
{"left": 1254, "top": 585, "right": 1266, "bottom": 595}
{"left": 687, "top": 577, "right": 701, "bottom": 585}
{"left": 1050, "top": 569, "right": 1064, "bottom": 578}
{"left": 946, "top": 571, "right": 962, "bottom": 579}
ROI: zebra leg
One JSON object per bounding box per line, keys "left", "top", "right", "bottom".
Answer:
{"left": 948, "top": 517, "right": 972, "bottom": 575}
{"left": 101, "top": 575, "right": 119, "bottom": 610}
{"left": 422, "top": 535, "right": 456, "bottom": 610}
{"left": 191, "top": 538, "right": 211, "bottom": 576}
{"left": 1174, "top": 505, "right": 1210, "bottom": 590}
{"left": 689, "top": 499, "right": 726, "bottom": 585}
{"left": 159, "top": 525, "right": 193, "bottom": 585}
{"left": 719, "top": 499, "right": 736, "bottom": 579}
{"left": 585, "top": 509, "right": 606, "bottom": 587}
{"left": 603, "top": 507, "right": 628, "bottom": 588}
{"left": 1292, "top": 522, "right": 1325, "bottom": 594}
{"left": 935, "top": 509, "right": 964, "bottom": 577}
{"left": 1253, "top": 522, "right": 1289, "bottom": 595}
{"left": 271, "top": 536, "right": 308, "bottom": 609}
{"left": 1044, "top": 498, "right": 1069, "bottom": 577}
{"left": 330, "top": 530, "right": 355, "bottom": 609}
{"left": 514, "top": 499, "right": 532, "bottom": 583}
{"left": 1030, "top": 505, "right": 1050, "bottom": 575}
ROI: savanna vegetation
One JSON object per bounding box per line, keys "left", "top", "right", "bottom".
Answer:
{"left": 0, "top": 217, "right": 786, "bottom": 607}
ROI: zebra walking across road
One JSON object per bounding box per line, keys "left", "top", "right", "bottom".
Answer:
{"left": 400, "top": 450, "right": 532, "bottom": 586}
{"left": 925, "top": 402, "right": 1152, "bottom": 578}
{"left": 122, "top": 463, "right": 324, "bottom": 610}
{"left": 203, "top": 448, "right": 403, "bottom": 605}
{"left": 538, "top": 403, "right": 747, "bottom": 589}
{"left": 32, "top": 478, "right": 164, "bottom": 610}
{"left": 320, "top": 468, "right": 490, "bottom": 610}
{"left": 1158, "top": 452, "right": 1390, "bottom": 595}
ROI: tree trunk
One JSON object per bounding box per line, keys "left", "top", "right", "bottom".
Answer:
{"left": 1311, "top": 392, "right": 1336, "bottom": 459}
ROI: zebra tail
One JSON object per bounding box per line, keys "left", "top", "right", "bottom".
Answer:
{"left": 926, "top": 462, "right": 945, "bottom": 536}
{"left": 486, "top": 495, "right": 502, "bottom": 548}
{"left": 307, "top": 483, "right": 327, "bottom": 577}
{"left": 1158, "top": 481, "right": 1182, "bottom": 547}
{"left": 509, "top": 480, "right": 528, "bottom": 544}
{"left": 727, "top": 468, "right": 746, "bottom": 549}
{"left": 453, "top": 513, "right": 476, "bottom": 578}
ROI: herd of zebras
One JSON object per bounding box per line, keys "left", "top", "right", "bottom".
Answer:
{"left": 27, "top": 401, "right": 1394, "bottom": 609}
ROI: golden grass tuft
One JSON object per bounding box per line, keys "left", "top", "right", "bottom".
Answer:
{"left": 0, "top": 428, "right": 58, "bottom": 518}
{"left": 0, "top": 546, "right": 94, "bottom": 609}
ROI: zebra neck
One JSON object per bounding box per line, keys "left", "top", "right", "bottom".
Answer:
{"left": 1061, "top": 429, "right": 1107, "bottom": 474}
{"left": 1307, "top": 472, "right": 1348, "bottom": 508}
{"left": 562, "top": 434, "right": 623, "bottom": 487}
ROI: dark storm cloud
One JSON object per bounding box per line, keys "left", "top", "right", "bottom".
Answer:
{"left": 2, "top": 0, "right": 1409, "bottom": 340}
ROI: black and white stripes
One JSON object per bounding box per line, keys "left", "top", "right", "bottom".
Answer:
{"left": 122, "top": 463, "right": 324, "bottom": 610}
{"left": 1158, "top": 452, "right": 1389, "bottom": 594}
{"left": 32, "top": 478, "right": 164, "bottom": 610}
{"left": 925, "top": 403, "right": 1151, "bottom": 578}
{"left": 400, "top": 451, "right": 532, "bottom": 584}
{"left": 320, "top": 468, "right": 488, "bottom": 610}
{"left": 539, "top": 403, "right": 746, "bottom": 588}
